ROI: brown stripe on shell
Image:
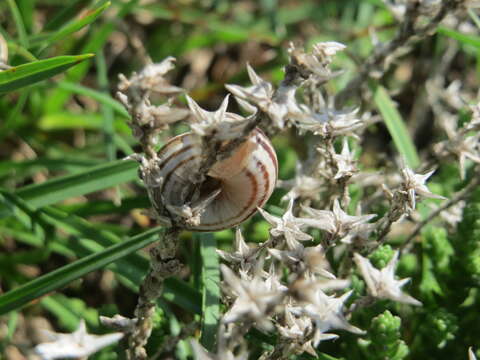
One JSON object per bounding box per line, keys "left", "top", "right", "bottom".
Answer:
{"left": 256, "top": 134, "right": 278, "bottom": 179}
{"left": 254, "top": 158, "right": 270, "bottom": 208}
{"left": 161, "top": 154, "right": 198, "bottom": 194}
{"left": 158, "top": 144, "right": 195, "bottom": 172}
{"left": 198, "top": 167, "right": 258, "bottom": 228}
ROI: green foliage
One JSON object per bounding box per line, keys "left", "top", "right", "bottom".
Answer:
{"left": 372, "top": 85, "right": 420, "bottom": 169}
{"left": 368, "top": 244, "right": 394, "bottom": 268}
{"left": 0, "top": 54, "right": 94, "bottom": 93}
{"left": 145, "top": 307, "right": 169, "bottom": 356}
{"left": 422, "top": 227, "right": 453, "bottom": 275}
{"left": 360, "top": 310, "right": 409, "bottom": 360}
{"left": 455, "top": 188, "right": 480, "bottom": 280}
{"left": 424, "top": 308, "right": 458, "bottom": 349}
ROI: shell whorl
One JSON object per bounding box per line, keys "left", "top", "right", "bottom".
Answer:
{"left": 155, "top": 128, "right": 278, "bottom": 231}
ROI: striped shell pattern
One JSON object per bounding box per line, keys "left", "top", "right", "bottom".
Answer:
{"left": 156, "top": 128, "right": 278, "bottom": 231}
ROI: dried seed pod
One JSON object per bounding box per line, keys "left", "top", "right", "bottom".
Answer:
{"left": 153, "top": 128, "right": 278, "bottom": 231}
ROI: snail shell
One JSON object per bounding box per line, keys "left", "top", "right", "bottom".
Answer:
{"left": 155, "top": 128, "right": 278, "bottom": 231}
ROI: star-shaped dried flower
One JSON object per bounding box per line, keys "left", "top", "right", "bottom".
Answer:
{"left": 269, "top": 243, "right": 335, "bottom": 279}
{"left": 263, "top": 263, "right": 289, "bottom": 293}
{"left": 258, "top": 197, "right": 313, "bottom": 250}
{"left": 226, "top": 64, "right": 300, "bottom": 129}
{"left": 302, "top": 199, "right": 376, "bottom": 243}
{"left": 118, "top": 57, "right": 183, "bottom": 95}
{"left": 278, "top": 163, "right": 325, "bottom": 201}
{"left": 288, "top": 42, "right": 346, "bottom": 82}
{"left": 35, "top": 320, "right": 123, "bottom": 360}
{"left": 353, "top": 251, "right": 422, "bottom": 306}
{"left": 291, "top": 288, "right": 364, "bottom": 334}
{"left": 450, "top": 133, "right": 480, "bottom": 180}
{"left": 294, "top": 101, "right": 364, "bottom": 138}
{"left": 216, "top": 228, "right": 258, "bottom": 272}
{"left": 186, "top": 95, "right": 249, "bottom": 140}
{"left": 400, "top": 166, "right": 445, "bottom": 210}
{"left": 435, "top": 114, "right": 480, "bottom": 179}
{"left": 221, "top": 264, "right": 284, "bottom": 331}
{"left": 331, "top": 138, "right": 357, "bottom": 180}
{"left": 278, "top": 307, "right": 338, "bottom": 356}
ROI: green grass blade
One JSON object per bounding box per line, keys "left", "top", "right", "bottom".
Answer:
{"left": 96, "top": 49, "right": 116, "bottom": 161}
{"left": 0, "top": 54, "right": 94, "bottom": 93}
{"left": 0, "top": 227, "right": 162, "bottom": 315}
{"left": 43, "top": 0, "right": 90, "bottom": 31}
{"left": 6, "top": 41, "right": 37, "bottom": 61}
{"left": 437, "top": 26, "right": 480, "bottom": 48}
{"left": 2, "top": 194, "right": 201, "bottom": 314}
{"left": 57, "top": 81, "right": 129, "bottom": 118}
{"left": 372, "top": 84, "right": 420, "bottom": 168}
{"left": 11, "top": 160, "right": 138, "bottom": 210}
{"left": 198, "top": 233, "right": 220, "bottom": 351}
{"left": 44, "top": 0, "right": 139, "bottom": 113}
{"left": 6, "top": 0, "right": 28, "bottom": 47}
{"left": 0, "top": 158, "right": 101, "bottom": 179}
{"left": 41, "top": 2, "right": 111, "bottom": 51}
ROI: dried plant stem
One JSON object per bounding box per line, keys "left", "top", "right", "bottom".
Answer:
{"left": 336, "top": 0, "right": 465, "bottom": 106}
{"left": 400, "top": 171, "right": 480, "bottom": 254}
{"left": 127, "top": 227, "right": 182, "bottom": 360}
{"left": 370, "top": 191, "right": 407, "bottom": 253}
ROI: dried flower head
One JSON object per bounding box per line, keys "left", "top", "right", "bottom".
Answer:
{"left": 294, "top": 102, "right": 365, "bottom": 138}
{"left": 278, "top": 163, "right": 325, "bottom": 201}
{"left": 221, "top": 264, "right": 284, "bottom": 331}
{"left": 400, "top": 166, "right": 445, "bottom": 211}
{"left": 354, "top": 251, "right": 422, "bottom": 306}
{"left": 331, "top": 138, "right": 358, "bottom": 180}
{"left": 302, "top": 199, "right": 376, "bottom": 244}
{"left": 226, "top": 64, "right": 300, "bottom": 129}
{"left": 288, "top": 41, "right": 346, "bottom": 82}
{"left": 258, "top": 197, "right": 313, "bottom": 250}
{"left": 186, "top": 95, "right": 249, "bottom": 140}
{"left": 290, "top": 287, "right": 364, "bottom": 335}
{"left": 35, "top": 320, "right": 123, "bottom": 360}
{"left": 217, "top": 228, "right": 258, "bottom": 273}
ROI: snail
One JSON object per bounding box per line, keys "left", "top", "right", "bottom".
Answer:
{"left": 151, "top": 128, "right": 278, "bottom": 231}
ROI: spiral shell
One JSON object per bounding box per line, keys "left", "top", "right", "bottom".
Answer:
{"left": 155, "top": 128, "right": 278, "bottom": 231}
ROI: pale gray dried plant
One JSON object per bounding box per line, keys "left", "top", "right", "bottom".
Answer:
{"left": 34, "top": 320, "right": 123, "bottom": 360}
{"left": 107, "top": 29, "right": 479, "bottom": 359}
{"left": 353, "top": 251, "right": 422, "bottom": 306}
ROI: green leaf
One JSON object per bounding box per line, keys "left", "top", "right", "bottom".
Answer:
{"left": 41, "top": 294, "right": 99, "bottom": 331}
{"left": 0, "top": 54, "right": 94, "bottom": 93}
{"left": 0, "top": 227, "right": 162, "bottom": 315}
{"left": 38, "top": 112, "right": 130, "bottom": 131}
{"left": 6, "top": 0, "right": 28, "bottom": 47}
{"left": 198, "top": 233, "right": 220, "bottom": 351}
{"left": 57, "top": 81, "right": 129, "bottom": 118}
{"left": 438, "top": 26, "right": 480, "bottom": 48}
{"left": 11, "top": 160, "right": 138, "bottom": 210}
{"left": 372, "top": 85, "right": 420, "bottom": 168}
{"left": 42, "top": 2, "right": 111, "bottom": 49}
{"left": 44, "top": 0, "right": 140, "bottom": 113}
{"left": 44, "top": 0, "right": 91, "bottom": 31}
{"left": 2, "top": 195, "right": 201, "bottom": 314}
